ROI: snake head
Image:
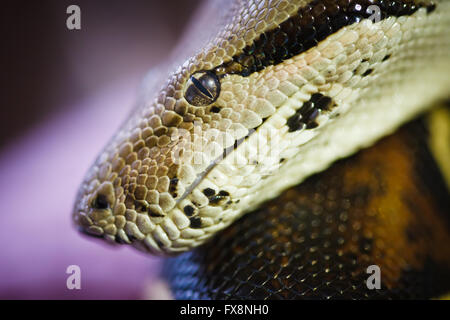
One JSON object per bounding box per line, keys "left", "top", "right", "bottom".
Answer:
{"left": 73, "top": 0, "right": 446, "bottom": 255}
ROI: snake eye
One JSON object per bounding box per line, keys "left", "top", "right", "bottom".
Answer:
{"left": 184, "top": 71, "right": 220, "bottom": 106}
{"left": 92, "top": 194, "right": 109, "bottom": 210}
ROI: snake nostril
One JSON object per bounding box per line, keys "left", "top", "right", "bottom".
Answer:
{"left": 92, "top": 194, "right": 110, "bottom": 210}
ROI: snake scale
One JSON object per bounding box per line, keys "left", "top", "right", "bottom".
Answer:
{"left": 164, "top": 111, "right": 450, "bottom": 299}
{"left": 73, "top": 0, "right": 450, "bottom": 298}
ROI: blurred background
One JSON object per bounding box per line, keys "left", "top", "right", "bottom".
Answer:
{"left": 0, "top": 0, "right": 202, "bottom": 299}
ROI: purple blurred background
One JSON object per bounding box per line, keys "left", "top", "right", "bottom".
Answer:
{"left": 0, "top": 0, "right": 201, "bottom": 299}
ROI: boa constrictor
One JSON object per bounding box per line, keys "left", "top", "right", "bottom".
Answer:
{"left": 73, "top": 0, "right": 450, "bottom": 298}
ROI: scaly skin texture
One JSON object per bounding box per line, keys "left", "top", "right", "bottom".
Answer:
{"left": 164, "top": 114, "right": 450, "bottom": 299}
{"left": 73, "top": 0, "right": 450, "bottom": 254}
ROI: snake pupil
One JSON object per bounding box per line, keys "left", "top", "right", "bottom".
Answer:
{"left": 184, "top": 71, "right": 220, "bottom": 106}
{"left": 190, "top": 76, "right": 213, "bottom": 98}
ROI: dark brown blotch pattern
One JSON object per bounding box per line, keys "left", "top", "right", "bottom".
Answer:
{"left": 215, "top": 0, "right": 432, "bottom": 77}
{"left": 287, "top": 93, "right": 336, "bottom": 131}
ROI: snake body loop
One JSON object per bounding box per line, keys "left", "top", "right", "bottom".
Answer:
{"left": 164, "top": 113, "right": 450, "bottom": 299}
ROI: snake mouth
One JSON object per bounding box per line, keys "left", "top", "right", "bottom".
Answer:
{"left": 76, "top": 224, "right": 122, "bottom": 247}
{"left": 73, "top": 209, "right": 100, "bottom": 239}
{"left": 77, "top": 225, "right": 102, "bottom": 239}
{"left": 75, "top": 211, "right": 123, "bottom": 246}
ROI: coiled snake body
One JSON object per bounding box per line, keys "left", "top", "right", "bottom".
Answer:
{"left": 73, "top": 0, "right": 450, "bottom": 298}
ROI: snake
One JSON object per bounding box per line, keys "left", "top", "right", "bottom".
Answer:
{"left": 164, "top": 110, "right": 450, "bottom": 299}
{"left": 72, "top": 0, "right": 450, "bottom": 298}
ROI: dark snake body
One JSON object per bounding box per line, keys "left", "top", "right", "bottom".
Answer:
{"left": 164, "top": 115, "right": 450, "bottom": 299}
